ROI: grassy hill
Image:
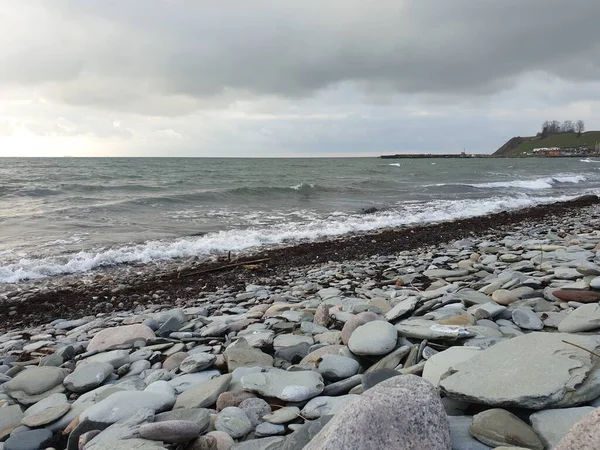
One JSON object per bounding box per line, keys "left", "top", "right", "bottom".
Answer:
{"left": 493, "top": 131, "right": 600, "bottom": 157}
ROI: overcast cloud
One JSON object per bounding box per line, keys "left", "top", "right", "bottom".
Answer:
{"left": 1, "top": 0, "right": 599, "bottom": 156}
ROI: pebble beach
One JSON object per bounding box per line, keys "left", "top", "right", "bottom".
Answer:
{"left": 1, "top": 196, "right": 600, "bottom": 449}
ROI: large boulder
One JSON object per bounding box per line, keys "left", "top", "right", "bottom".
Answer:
{"left": 555, "top": 408, "right": 600, "bottom": 450}
{"left": 303, "top": 375, "right": 450, "bottom": 450}
{"left": 440, "top": 333, "right": 600, "bottom": 409}
{"left": 87, "top": 324, "right": 155, "bottom": 352}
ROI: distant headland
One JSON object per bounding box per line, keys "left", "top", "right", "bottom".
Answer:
{"left": 381, "top": 120, "right": 600, "bottom": 159}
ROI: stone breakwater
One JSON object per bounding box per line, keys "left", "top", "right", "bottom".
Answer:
{"left": 0, "top": 205, "right": 600, "bottom": 448}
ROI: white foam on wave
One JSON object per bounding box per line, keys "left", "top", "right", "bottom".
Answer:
{"left": 467, "top": 175, "right": 586, "bottom": 190}
{"left": 0, "top": 193, "right": 581, "bottom": 283}
{"left": 290, "top": 183, "right": 316, "bottom": 190}
{"left": 581, "top": 158, "right": 600, "bottom": 163}
{"left": 389, "top": 163, "right": 401, "bottom": 167}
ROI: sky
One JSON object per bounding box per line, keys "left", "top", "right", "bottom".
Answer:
{"left": 1, "top": 1, "right": 599, "bottom": 157}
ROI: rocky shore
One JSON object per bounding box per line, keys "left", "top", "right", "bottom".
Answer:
{"left": 0, "top": 197, "right": 600, "bottom": 448}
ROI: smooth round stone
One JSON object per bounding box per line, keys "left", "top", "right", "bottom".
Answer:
{"left": 180, "top": 353, "right": 217, "bottom": 373}
{"left": 63, "top": 362, "right": 114, "bottom": 393}
{"left": 511, "top": 308, "right": 544, "bottom": 331}
{"left": 214, "top": 407, "right": 252, "bottom": 438}
{"left": 317, "top": 354, "right": 360, "bottom": 381}
{"left": 469, "top": 409, "right": 543, "bottom": 449}
{"left": 4, "top": 429, "right": 53, "bottom": 450}
{"left": 348, "top": 321, "right": 398, "bottom": 356}
{"left": 238, "top": 397, "right": 271, "bottom": 427}
{"left": 21, "top": 393, "right": 70, "bottom": 427}
{"left": 87, "top": 324, "right": 155, "bottom": 352}
{"left": 590, "top": 276, "right": 600, "bottom": 290}
{"left": 140, "top": 420, "right": 201, "bottom": 443}
{"left": 341, "top": 312, "right": 380, "bottom": 345}
{"left": 491, "top": 290, "right": 519, "bottom": 306}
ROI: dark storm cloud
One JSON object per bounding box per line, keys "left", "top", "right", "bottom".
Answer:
{"left": 2, "top": 0, "right": 599, "bottom": 114}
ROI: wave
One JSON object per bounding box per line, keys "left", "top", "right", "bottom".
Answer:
{"left": 581, "top": 158, "right": 600, "bottom": 163}
{"left": 389, "top": 163, "right": 401, "bottom": 167}
{"left": 466, "top": 175, "right": 586, "bottom": 190}
{"left": 0, "top": 193, "right": 578, "bottom": 283}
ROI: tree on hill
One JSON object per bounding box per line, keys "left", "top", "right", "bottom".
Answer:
{"left": 541, "top": 119, "right": 584, "bottom": 136}
{"left": 561, "top": 120, "right": 575, "bottom": 133}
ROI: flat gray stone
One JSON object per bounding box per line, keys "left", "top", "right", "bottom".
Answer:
{"left": 241, "top": 369, "right": 324, "bottom": 402}
{"left": 174, "top": 374, "right": 232, "bottom": 409}
{"left": 85, "top": 408, "right": 155, "bottom": 448}
{"left": 81, "top": 381, "right": 176, "bottom": 424}
{"left": 179, "top": 353, "right": 217, "bottom": 373}
{"left": 422, "top": 347, "right": 481, "bottom": 387}
{"left": 4, "top": 429, "right": 53, "bottom": 450}
{"left": 154, "top": 408, "right": 210, "bottom": 433}
{"left": 396, "top": 319, "right": 474, "bottom": 341}
{"left": 140, "top": 420, "right": 201, "bottom": 443}
{"left": 385, "top": 298, "right": 419, "bottom": 321}
{"left": 3, "top": 367, "right": 69, "bottom": 405}
{"left": 511, "top": 308, "right": 544, "bottom": 330}
{"left": 304, "top": 375, "right": 450, "bottom": 450}
{"left": 78, "top": 350, "right": 131, "bottom": 369}
{"left": 168, "top": 371, "right": 221, "bottom": 394}
{"left": 21, "top": 392, "right": 70, "bottom": 427}
{"left": 558, "top": 304, "right": 600, "bottom": 333}
{"left": 424, "top": 269, "right": 469, "bottom": 278}
{"left": 88, "top": 324, "right": 155, "bottom": 352}
{"left": 0, "top": 405, "right": 23, "bottom": 439}
{"left": 224, "top": 339, "right": 274, "bottom": 372}
{"left": 64, "top": 362, "right": 114, "bottom": 393}
{"left": 440, "top": 333, "right": 600, "bottom": 409}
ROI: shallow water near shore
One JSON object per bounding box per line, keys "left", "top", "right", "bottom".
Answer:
{"left": 1, "top": 157, "right": 600, "bottom": 283}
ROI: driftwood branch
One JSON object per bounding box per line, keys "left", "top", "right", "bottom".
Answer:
{"left": 181, "top": 258, "right": 271, "bottom": 277}
{"left": 562, "top": 340, "right": 600, "bottom": 358}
